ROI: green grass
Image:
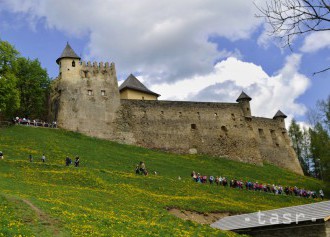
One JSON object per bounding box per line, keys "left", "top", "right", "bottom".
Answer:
{"left": 0, "top": 126, "right": 328, "bottom": 236}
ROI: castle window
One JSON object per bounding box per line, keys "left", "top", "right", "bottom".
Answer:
{"left": 270, "top": 129, "right": 277, "bottom": 145}
{"left": 88, "top": 90, "right": 93, "bottom": 96}
{"left": 101, "top": 90, "right": 106, "bottom": 96}
{"left": 258, "top": 129, "right": 265, "bottom": 139}
{"left": 72, "top": 60, "right": 75, "bottom": 67}
{"left": 191, "top": 124, "right": 197, "bottom": 129}
{"left": 142, "top": 96, "right": 145, "bottom": 100}
{"left": 161, "top": 111, "right": 164, "bottom": 115}
{"left": 59, "top": 62, "right": 61, "bottom": 68}
{"left": 247, "top": 108, "right": 250, "bottom": 111}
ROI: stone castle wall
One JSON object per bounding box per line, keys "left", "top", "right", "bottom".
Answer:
{"left": 114, "top": 100, "right": 263, "bottom": 165}
{"left": 50, "top": 57, "right": 304, "bottom": 175}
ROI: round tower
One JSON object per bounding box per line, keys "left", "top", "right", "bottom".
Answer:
{"left": 56, "top": 42, "right": 81, "bottom": 80}
{"left": 236, "top": 91, "right": 252, "bottom": 117}
{"left": 273, "top": 110, "right": 287, "bottom": 128}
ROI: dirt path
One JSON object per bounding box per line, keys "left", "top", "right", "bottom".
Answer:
{"left": 168, "top": 208, "right": 232, "bottom": 225}
{"left": 22, "top": 199, "right": 61, "bottom": 236}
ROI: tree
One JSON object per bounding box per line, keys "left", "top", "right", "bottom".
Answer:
{"left": 256, "top": 0, "right": 330, "bottom": 74}
{"left": 309, "top": 123, "right": 330, "bottom": 181}
{"left": 0, "top": 72, "right": 20, "bottom": 119}
{"left": 0, "top": 40, "right": 20, "bottom": 119}
{"left": 15, "top": 57, "right": 50, "bottom": 119}
{"left": 288, "top": 119, "right": 310, "bottom": 175}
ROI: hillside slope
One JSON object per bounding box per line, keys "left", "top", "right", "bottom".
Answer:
{"left": 0, "top": 126, "right": 328, "bottom": 236}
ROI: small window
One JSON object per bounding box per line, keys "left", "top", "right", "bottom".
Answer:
{"left": 258, "top": 129, "right": 265, "bottom": 138}
{"left": 247, "top": 108, "right": 250, "bottom": 111}
{"left": 88, "top": 90, "right": 93, "bottom": 96}
{"left": 59, "top": 62, "right": 61, "bottom": 68}
{"left": 161, "top": 111, "right": 164, "bottom": 115}
{"left": 72, "top": 60, "right": 75, "bottom": 67}
{"left": 101, "top": 90, "right": 106, "bottom": 96}
{"left": 191, "top": 124, "right": 197, "bottom": 129}
{"left": 142, "top": 96, "right": 145, "bottom": 100}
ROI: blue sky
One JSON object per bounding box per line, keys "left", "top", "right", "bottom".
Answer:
{"left": 0, "top": 0, "right": 329, "bottom": 126}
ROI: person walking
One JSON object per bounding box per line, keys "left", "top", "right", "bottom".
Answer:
{"left": 29, "top": 154, "right": 33, "bottom": 162}
{"left": 74, "top": 156, "right": 80, "bottom": 167}
{"left": 0, "top": 151, "right": 3, "bottom": 159}
{"left": 319, "top": 189, "right": 324, "bottom": 200}
{"left": 41, "top": 154, "right": 46, "bottom": 163}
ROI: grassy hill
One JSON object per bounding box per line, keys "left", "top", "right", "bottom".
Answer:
{"left": 0, "top": 126, "right": 328, "bottom": 236}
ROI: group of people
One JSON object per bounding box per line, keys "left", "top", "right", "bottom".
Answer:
{"left": 28, "top": 154, "right": 46, "bottom": 163}
{"left": 191, "top": 171, "right": 325, "bottom": 200}
{"left": 26, "top": 153, "right": 80, "bottom": 167}
{"left": 135, "top": 161, "right": 148, "bottom": 175}
{"left": 13, "top": 117, "right": 57, "bottom": 128}
{"left": 65, "top": 156, "right": 80, "bottom": 167}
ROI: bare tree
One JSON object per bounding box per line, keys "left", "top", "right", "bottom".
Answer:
{"left": 256, "top": 0, "right": 330, "bottom": 74}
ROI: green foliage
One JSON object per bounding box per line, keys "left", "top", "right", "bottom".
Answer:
{"left": 310, "top": 123, "right": 330, "bottom": 182}
{"left": 15, "top": 57, "right": 50, "bottom": 119}
{"left": 308, "top": 96, "right": 330, "bottom": 182}
{"left": 288, "top": 119, "right": 310, "bottom": 175}
{"left": 0, "top": 72, "right": 20, "bottom": 118}
{"left": 0, "top": 39, "right": 50, "bottom": 120}
{"left": 0, "top": 40, "right": 20, "bottom": 119}
{"left": 0, "top": 40, "right": 19, "bottom": 74}
{"left": 0, "top": 126, "right": 328, "bottom": 236}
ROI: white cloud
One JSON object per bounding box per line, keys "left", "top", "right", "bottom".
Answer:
{"left": 300, "top": 31, "right": 330, "bottom": 53}
{"left": 1, "top": 0, "right": 263, "bottom": 82}
{"left": 151, "top": 54, "right": 311, "bottom": 118}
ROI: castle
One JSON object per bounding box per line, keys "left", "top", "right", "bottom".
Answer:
{"left": 50, "top": 43, "right": 303, "bottom": 175}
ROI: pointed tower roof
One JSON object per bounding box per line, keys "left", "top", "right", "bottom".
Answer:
{"left": 119, "top": 74, "right": 160, "bottom": 97}
{"left": 236, "top": 91, "right": 252, "bottom": 102}
{"left": 56, "top": 42, "right": 81, "bottom": 64}
{"left": 273, "top": 110, "right": 287, "bottom": 119}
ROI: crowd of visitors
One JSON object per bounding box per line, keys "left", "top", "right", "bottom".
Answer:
{"left": 13, "top": 117, "right": 57, "bottom": 128}
{"left": 191, "top": 171, "right": 325, "bottom": 200}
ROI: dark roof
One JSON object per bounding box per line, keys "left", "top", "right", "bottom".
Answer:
{"left": 119, "top": 74, "right": 160, "bottom": 97}
{"left": 56, "top": 42, "right": 81, "bottom": 64}
{"left": 273, "top": 110, "right": 287, "bottom": 119}
{"left": 211, "top": 201, "right": 330, "bottom": 231}
{"left": 236, "top": 91, "right": 252, "bottom": 102}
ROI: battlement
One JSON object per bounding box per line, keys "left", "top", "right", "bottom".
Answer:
{"left": 79, "top": 61, "right": 116, "bottom": 79}
{"left": 80, "top": 61, "right": 115, "bottom": 69}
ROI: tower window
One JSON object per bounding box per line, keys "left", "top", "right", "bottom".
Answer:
{"left": 101, "top": 90, "right": 106, "bottom": 96}
{"left": 88, "top": 90, "right": 93, "bottom": 96}
{"left": 72, "top": 60, "right": 76, "bottom": 67}
{"left": 191, "top": 124, "right": 197, "bottom": 129}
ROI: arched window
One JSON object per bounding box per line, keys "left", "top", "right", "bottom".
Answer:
{"left": 72, "top": 60, "right": 75, "bottom": 67}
